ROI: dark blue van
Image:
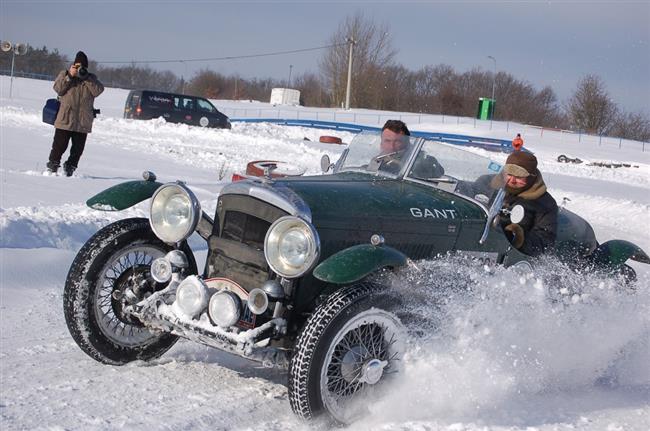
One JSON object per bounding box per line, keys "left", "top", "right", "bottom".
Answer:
{"left": 124, "top": 90, "right": 231, "bottom": 129}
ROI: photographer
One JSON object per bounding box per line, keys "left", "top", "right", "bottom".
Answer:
{"left": 46, "top": 51, "right": 104, "bottom": 176}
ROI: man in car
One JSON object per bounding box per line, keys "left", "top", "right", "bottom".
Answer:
{"left": 368, "top": 120, "right": 411, "bottom": 173}
{"left": 500, "top": 151, "right": 558, "bottom": 256}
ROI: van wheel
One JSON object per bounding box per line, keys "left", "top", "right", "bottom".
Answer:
{"left": 199, "top": 116, "right": 209, "bottom": 127}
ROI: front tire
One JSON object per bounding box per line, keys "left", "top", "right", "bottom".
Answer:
{"left": 63, "top": 218, "right": 197, "bottom": 365}
{"left": 288, "top": 283, "right": 405, "bottom": 425}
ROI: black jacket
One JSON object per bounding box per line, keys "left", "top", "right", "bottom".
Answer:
{"left": 501, "top": 171, "right": 558, "bottom": 256}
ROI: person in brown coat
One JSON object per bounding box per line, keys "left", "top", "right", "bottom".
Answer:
{"left": 500, "top": 151, "right": 558, "bottom": 256}
{"left": 46, "top": 51, "right": 104, "bottom": 176}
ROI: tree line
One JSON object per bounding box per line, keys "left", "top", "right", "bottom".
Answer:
{"left": 2, "top": 19, "right": 648, "bottom": 142}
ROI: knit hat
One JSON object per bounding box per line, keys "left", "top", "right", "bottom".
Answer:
{"left": 74, "top": 51, "right": 88, "bottom": 68}
{"left": 503, "top": 151, "right": 537, "bottom": 177}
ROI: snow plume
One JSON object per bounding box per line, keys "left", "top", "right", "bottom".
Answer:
{"left": 365, "top": 255, "right": 650, "bottom": 426}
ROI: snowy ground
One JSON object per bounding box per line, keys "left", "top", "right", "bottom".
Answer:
{"left": 1, "top": 76, "right": 649, "bottom": 430}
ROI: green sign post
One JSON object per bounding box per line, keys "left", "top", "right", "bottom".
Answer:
{"left": 476, "top": 97, "right": 495, "bottom": 120}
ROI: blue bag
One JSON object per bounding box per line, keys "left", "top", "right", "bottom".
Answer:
{"left": 42, "top": 98, "right": 60, "bottom": 125}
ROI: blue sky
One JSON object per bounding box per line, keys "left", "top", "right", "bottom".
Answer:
{"left": 2, "top": 1, "right": 648, "bottom": 113}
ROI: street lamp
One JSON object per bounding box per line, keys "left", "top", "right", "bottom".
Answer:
{"left": 487, "top": 55, "right": 496, "bottom": 129}
{"left": 1, "top": 40, "right": 27, "bottom": 99}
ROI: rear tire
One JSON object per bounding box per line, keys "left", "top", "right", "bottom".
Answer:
{"left": 63, "top": 218, "right": 197, "bottom": 365}
{"left": 288, "top": 283, "right": 405, "bottom": 425}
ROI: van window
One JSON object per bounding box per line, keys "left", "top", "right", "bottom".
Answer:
{"left": 181, "top": 97, "right": 195, "bottom": 111}
{"left": 197, "top": 98, "right": 216, "bottom": 113}
{"left": 143, "top": 93, "right": 173, "bottom": 108}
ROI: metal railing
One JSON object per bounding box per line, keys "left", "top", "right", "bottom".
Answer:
{"left": 220, "top": 106, "right": 647, "bottom": 152}
{"left": 232, "top": 118, "right": 514, "bottom": 152}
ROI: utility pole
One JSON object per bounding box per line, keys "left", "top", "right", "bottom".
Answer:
{"left": 288, "top": 64, "right": 293, "bottom": 88}
{"left": 345, "top": 37, "right": 356, "bottom": 110}
{"left": 487, "top": 55, "right": 496, "bottom": 130}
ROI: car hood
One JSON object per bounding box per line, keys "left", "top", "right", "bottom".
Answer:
{"left": 273, "top": 172, "right": 481, "bottom": 230}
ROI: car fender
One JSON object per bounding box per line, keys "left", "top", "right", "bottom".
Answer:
{"left": 313, "top": 244, "right": 408, "bottom": 285}
{"left": 590, "top": 240, "right": 650, "bottom": 268}
{"left": 86, "top": 180, "right": 163, "bottom": 211}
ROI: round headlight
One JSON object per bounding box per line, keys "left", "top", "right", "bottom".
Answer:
{"left": 264, "top": 216, "right": 320, "bottom": 278}
{"left": 209, "top": 290, "right": 241, "bottom": 327}
{"left": 247, "top": 288, "right": 269, "bottom": 315}
{"left": 150, "top": 183, "right": 201, "bottom": 244}
{"left": 150, "top": 257, "right": 172, "bottom": 283}
{"left": 175, "top": 276, "right": 208, "bottom": 317}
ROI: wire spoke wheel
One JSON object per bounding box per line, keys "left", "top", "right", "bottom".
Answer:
{"left": 64, "top": 218, "right": 196, "bottom": 365}
{"left": 320, "top": 309, "right": 403, "bottom": 423}
{"left": 95, "top": 244, "right": 165, "bottom": 347}
{"left": 288, "top": 283, "right": 405, "bottom": 425}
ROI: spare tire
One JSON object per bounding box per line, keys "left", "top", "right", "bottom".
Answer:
{"left": 245, "top": 160, "right": 306, "bottom": 178}
{"left": 319, "top": 135, "right": 343, "bottom": 145}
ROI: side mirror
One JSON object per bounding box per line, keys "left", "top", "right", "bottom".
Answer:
{"left": 320, "top": 154, "right": 332, "bottom": 173}
{"left": 510, "top": 205, "right": 525, "bottom": 224}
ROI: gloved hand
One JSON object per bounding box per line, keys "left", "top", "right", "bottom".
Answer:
{"left": 504, "top": 223, "right": 525, "bottom": 249}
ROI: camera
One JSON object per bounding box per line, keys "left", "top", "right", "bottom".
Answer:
{"left": 93, "top": 108, "right": 100, "bottom": 118}
{"left": 77, "top": 66, "right": 89, "bottom": 80}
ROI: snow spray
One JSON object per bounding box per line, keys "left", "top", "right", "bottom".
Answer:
{"left": 359, "top": 255, "right": 650, "bottom": 426}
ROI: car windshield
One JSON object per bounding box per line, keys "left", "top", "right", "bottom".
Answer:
{"left": 406, "top": 139, "right": 503, "bottom": 205}
{"left": 338, "top": 130, "right": 418, "bottom": 177}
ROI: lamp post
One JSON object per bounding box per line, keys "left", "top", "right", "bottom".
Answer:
{"left": 487, "top": 55, "right": 496, "bottom": 129}
{"left": 1, "top": 41, "right": 27, "bottom": 99}
{"left": 344, "top": 37, "right": 356, "bottom": 110}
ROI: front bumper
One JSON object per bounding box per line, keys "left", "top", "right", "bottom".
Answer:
{"left": 127, "top": 282, "right": 290, "bottom": 369}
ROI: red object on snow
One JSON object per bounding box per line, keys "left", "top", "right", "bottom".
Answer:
{"left": 319, "top": 135, "right": 343, "bottom": 144}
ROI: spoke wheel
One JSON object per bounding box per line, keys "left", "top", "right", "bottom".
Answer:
{"left": 64, "top": 218, "right": 197, "bottom": 365}
{"left": 94, "top": 245, "right": 164, "bottom": 347}
{"left": 288, "top": 283, "right": 405, "bottom": 425}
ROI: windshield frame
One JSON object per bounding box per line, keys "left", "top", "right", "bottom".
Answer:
{"left": 333, "top": 131, "right": 506, "bottom": 221}
{"left": 334, "top": 130, "right": 422, "bottom": 179}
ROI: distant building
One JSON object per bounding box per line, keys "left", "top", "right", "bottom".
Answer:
{"left": 270, "top": 88, "right": 300, "bottom": 106}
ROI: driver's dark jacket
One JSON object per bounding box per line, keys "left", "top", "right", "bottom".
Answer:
{"left": 501, "top": 171, "right": 558, "bottom": 256}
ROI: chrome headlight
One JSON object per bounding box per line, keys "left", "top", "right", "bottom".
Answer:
{"left": 247, "top": 288, "right": 269, "bottom": 315}
{"left": 209, "top": 290, "right": 241, "bottom": 327}
{"left": 150, "top": 257, "right": 172, "bottom": 283}
{"left": 175, "top": 275, "right": 208, "bottom": 318}
{"left": 150, "top": 182, "right": 201, "bottom": 244}
{"left": 264, "top": 216, "right": 320, "bottom": 278}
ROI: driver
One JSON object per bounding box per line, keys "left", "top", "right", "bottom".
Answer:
{"left": 368, "top": 120, "right": 411, "bottom": 173}
{"left": 500, "top": 151, "right": 558, "bottom": 256}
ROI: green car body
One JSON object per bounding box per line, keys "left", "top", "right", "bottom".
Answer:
{"left": 86, "top": 132, "right": 649, "bottom": 315}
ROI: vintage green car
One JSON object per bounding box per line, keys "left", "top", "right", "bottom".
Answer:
{"left": 63, "top": 130, "right": 649, "bottom": 424}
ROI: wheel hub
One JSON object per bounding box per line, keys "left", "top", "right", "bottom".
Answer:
{"left": 111, "top": 266, "right": 151, "bottom": 325}
{"left": 358, "top": 359, "right": 388, "bottom": 385}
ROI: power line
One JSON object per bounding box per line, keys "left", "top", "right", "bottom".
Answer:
{"left": 97, "top": 43, "right": 344, "bottom": 65}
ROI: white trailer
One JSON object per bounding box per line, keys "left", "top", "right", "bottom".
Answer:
{"left": 270, "top": 88, "right": 301, "bottom": 106}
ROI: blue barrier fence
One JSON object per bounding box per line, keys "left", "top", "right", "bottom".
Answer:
{"left": 232, "top": 118, "right": 514, "bottom": 153}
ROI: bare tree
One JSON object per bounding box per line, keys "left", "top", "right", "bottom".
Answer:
{"left": 293, "top": 72, "right": 330, "bottom": 107}
{"left": 320, "top": 12, "right": 397, "bottom": 108}
{"left": 610, "top": 111, "right": 650, "bottom": 142}
{"left": 565, "top": 74, "right": 618, "bottom": 134}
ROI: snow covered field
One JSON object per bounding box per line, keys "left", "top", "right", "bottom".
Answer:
{"left": 1, "top": 76, "right": 649, "bottom": 430}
